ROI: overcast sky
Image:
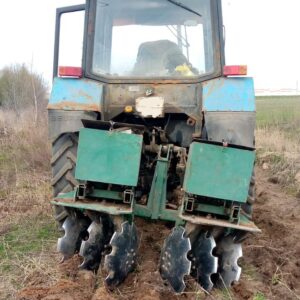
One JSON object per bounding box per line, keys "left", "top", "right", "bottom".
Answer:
{"left": 0, "top": 0, "right": 299, "bottom": 91}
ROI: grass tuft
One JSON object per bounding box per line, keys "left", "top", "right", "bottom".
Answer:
{"left": 253, "top": 292, "right": 266, "bottom": 300}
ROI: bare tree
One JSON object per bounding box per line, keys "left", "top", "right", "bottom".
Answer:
{"left": 0, "top": 64, "right": 48, "bottom": 122}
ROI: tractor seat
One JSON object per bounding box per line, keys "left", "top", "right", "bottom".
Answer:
{"left": 132, "top": 40, "right": 189, "bottom": 76}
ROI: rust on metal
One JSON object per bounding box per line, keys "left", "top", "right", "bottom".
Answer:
{"left": 47, "top": 101, "right": 100, "bottom": 111}
{"left": 180, "top": 213, "right": 261, "bottom": 233}
{"left": 52, "top": 199, "right": 132, "bottom": 215}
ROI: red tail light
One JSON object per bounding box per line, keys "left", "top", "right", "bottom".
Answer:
{"left": 59, "top": 66, "right": 82, "bottom": 78}
{"left": 223, "top": 65, "right": 247, "bottom": 76}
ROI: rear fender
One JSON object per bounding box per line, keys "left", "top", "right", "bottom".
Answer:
{"left": 202, "top": 77, "right": 255, "bottom": 148}
{"left": 48, "top": 77, "right": 103, "bottom": 112}
{"left": 48, "top": 110, "right": 97, "bottom": 141}
{"left": 48, "top": 77, "right": 103, "bottom": 140}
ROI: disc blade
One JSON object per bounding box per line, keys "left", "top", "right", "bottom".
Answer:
{"left": 57, "top": 215, "right": 89, "bottom": 260}
{"left": 216, "top": 235, "right": 242, "bottom": 287}
{"left": 79, "top": 221, "right": 105, "bottom": 270}
{"left": 190, "top": 232, "right": 217, "bottom": 291}
{"left": 104, "top": 221, "right": 139, "bottom": 287}
{"left": 159, "top": 226, "right": 191, "bottom": 293}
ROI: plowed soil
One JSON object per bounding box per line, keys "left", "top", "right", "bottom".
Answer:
{"left": 17, "top": 167, "right": 300, "bottom": 300}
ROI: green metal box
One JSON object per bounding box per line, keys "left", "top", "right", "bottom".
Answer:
{"left": 75, "top": 128, "right": 143, "bottom": 186}
{"left": 183, "top": 142, "right": 255, "bottom": 203}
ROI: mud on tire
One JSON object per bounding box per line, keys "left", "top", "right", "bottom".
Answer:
{"left": 51, "top": 132, "right": 79, "bottom": 226}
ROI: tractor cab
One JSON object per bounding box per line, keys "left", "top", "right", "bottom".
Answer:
{"left": 89, "top": 0, "right": 217, "bottom": 79}
{"left": 54, "top": 0, "right": 223, "bottom": 81}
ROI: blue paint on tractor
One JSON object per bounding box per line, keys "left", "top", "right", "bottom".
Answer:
{"left": 48, "top": 78, "right": 103, "bottom": 111}
{"left": 203, "top": 77, "right": 255, "bottom": 112}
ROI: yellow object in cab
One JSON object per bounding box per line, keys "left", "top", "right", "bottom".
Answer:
{"left": 175, "top": 64, "right": 195, "bottom": 76}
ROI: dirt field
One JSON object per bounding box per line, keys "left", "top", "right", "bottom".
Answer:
{"left": 15, "top": 167, "right": 300, "bottom": 300}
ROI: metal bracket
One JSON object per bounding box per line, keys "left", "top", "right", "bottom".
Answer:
{"left": 123, "top": 190, "right": 134, "bottom": 204}
{"left": 184, "top": 197, "right": 195, "bottom": 212}
{"left": 158, "top": 144, "right": 173, "bottom": 160}
{"left": 76, "top": 184, "right": 87, "bottom": 200}
{"left": 76, "top": 183, "right": 94, "bottom": 200}
{"left": 230, "top": 205, "right": 241, "bottom": 223}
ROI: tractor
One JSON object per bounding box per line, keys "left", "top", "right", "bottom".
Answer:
{"left": 48, "top": 0, "right": 260, "bottom": 293}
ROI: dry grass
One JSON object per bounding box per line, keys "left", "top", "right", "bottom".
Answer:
{"left": 0, "top": 109, "right": 51, "bottom": 223}
{"left": 256, "top": 128, "right": 300, "bottom": 190}
{"left": 256, "top": 127, "right": 300, "bottom": 155}
{"left": 0, "top": 220, "right": 60, "bottom": 299}
{"left": 0, "top": 109, "right": 59, "bottom": 299}
{"left": 256, "top": 96, "right": 300, "bottom": 195}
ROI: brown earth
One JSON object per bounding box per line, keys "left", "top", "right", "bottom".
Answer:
{"left": 17, "top": 167, "right": 300, "bottom": 300}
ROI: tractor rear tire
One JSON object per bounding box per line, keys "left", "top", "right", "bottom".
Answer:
{"left": 51, "top": 132, "right": 79, "bottom": 226}
{"left": 242, "top": 171, "right": 255, "bottom": 218}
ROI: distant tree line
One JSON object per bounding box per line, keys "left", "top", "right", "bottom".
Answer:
{"left": 0, "top": 64, "right": 48, "bottom": 122}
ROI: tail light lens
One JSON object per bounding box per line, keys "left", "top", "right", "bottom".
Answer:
{"left": 58, "top": 66, "right": 83, "bottom": 78}
{"left": 223, "top": 65, "right": 247, "bottom": 76}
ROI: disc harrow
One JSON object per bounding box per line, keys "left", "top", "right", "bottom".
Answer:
{"left": 57, "top": 215, "right": 245, "bottom": 293}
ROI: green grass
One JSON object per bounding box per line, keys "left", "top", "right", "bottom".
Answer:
{"left": 0, "top": 217, "right": 59, "bottom": 273}
{"left": 253, "top": 292, "right": 266, "bottom": 300}
{"left": 256, "top": 95, "right": 300, "bottom": 131}
{"left": 256, "top": 95, "right": 300, "bottom": 147}
{"left": 0, "top": 152, "right": 10, "bottom": 162}
{"left": 0, "top": 217, "right": 60, "bottom": 298}
{"left": 256, "top": 94, "right": 300, "bottom": 149}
